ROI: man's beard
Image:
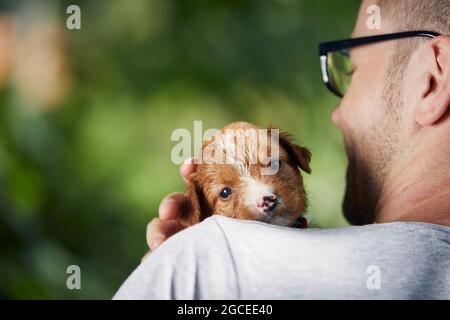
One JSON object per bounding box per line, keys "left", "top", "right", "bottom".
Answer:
{"left": 342, "top": 99, "right": 402, "bottom": 225}
{"left": 342, "top": 144, "right": 382, "bottom": 225}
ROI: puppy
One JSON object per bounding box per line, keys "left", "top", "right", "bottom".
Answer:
{"left": 142, "top": 122, "right": 311, "bottom": 261}
{"left": 181, "top": 121, "right": 311, "bottom": 228}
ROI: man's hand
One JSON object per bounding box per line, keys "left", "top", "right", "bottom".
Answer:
{"left": 145, "top": 159, "right": 198, "bottom": 253}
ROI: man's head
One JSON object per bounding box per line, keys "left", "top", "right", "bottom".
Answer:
{"left": 332, "top": 0, "right": 450, "bottom": 225}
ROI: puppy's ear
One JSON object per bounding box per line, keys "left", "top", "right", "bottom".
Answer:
{"left": 180, "top": 177, "right": 203, "bottom": 227}
{"left": 278, "top": 132, "right": 312, "bottom": 174}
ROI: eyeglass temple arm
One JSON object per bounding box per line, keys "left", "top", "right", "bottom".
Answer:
{"left": 319, "top": 30, "right": 440, "bottom": 55}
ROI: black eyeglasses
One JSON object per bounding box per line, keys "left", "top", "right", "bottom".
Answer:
{"left": 319, "top": 30, "right": 440, "bottom": 97}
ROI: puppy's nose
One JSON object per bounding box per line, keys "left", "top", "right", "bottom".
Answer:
{"left": 257, "top": 193, "right": 278, "bottom": 212}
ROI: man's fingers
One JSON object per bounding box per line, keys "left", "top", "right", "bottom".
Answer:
{"left": 180, "top": 157, "right": 198, "bottom": 183}
{"left": 159, "top": 158, "right": 198, "bottom": 220}
{"left": 147, "top": 158, "right": 197, "bottom": 251}
{"left": 158, "top": 192, "right": 186, "bottom": 220}
{"left": 146, "top": 218, "right": 185, "bottom": 250}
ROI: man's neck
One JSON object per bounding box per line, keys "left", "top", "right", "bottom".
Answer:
{"left": 375, "top": 136, "right": 450, "bottom": 227}
{"left": 376, "top": 176, "right": 450, "bottom": 227}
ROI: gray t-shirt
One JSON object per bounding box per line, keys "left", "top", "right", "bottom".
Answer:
{"left": 113, "top": 215, "right": 450, "bottom": 299}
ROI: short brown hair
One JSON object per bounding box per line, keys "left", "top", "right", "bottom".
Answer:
{"left": 377, "top": 0, "right": 450, "bottom": 70}
{"left": 376, "top": 0, "right": 449, "bottom": 118}
{"left": 377, "top": 0, "right": 449, "bottom": 34}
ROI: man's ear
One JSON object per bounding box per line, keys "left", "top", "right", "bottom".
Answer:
{"left": 416, "top": 36, "right": 450, "bottom": 126}
{"left": 180, "top": 176, "right": 203, "bottom": 227}
{"left": 278, "top": 131, "right": 312, "bottom": 174}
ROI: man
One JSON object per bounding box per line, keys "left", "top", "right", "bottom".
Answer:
{"left": 114, "top": 0, "right": 450, "bottom": 299}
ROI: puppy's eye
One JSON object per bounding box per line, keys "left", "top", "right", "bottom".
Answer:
{"left": 219, "top": 187, "right": 232, "bottom": 200}
{"left": 268, "top": 159, "right": 282, "bottom": 169}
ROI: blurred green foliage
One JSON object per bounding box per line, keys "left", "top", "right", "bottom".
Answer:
{"left": 0, "top": 0, "right": 360, "bottom": 299}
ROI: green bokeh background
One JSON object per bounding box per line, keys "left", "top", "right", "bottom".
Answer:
{"left": 0, "top": 0, "right": 360, "bottom": 299}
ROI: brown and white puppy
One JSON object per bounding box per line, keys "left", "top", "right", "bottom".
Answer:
{"left": 181, "top": 121, "right": 311, "bottom": 228}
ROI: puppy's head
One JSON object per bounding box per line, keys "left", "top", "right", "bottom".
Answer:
{"left": 181, "top": 122, "right": 311, "bottom": 227}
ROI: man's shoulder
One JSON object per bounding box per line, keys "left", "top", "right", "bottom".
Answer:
{"left": 189, "top": 215, "right": 450, "bottom": 246}
{"left": 116, "top": 216, "right": 450, "bottom": 299}
{"left": 186, "top": 216, "right": 450, "bottom": 299}
{"left": 171, "top": 215, "right": 450, "bottom": 250}
{"left": 174, "top": 215, "right": 450, "bottom": 277}
{"left": 164, "top": 215, "right": 450, "bottom": 275}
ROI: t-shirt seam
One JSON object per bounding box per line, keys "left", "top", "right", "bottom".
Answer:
{"left": 213, "top": 217, "right": 242, "bottom": 299}
{"left": 211, "top": 216, "right": 450, "bottom": 237}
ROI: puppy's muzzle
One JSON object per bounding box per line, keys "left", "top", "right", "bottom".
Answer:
{"left": 256, "top": 193, "right": 278, "bottom": 213}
